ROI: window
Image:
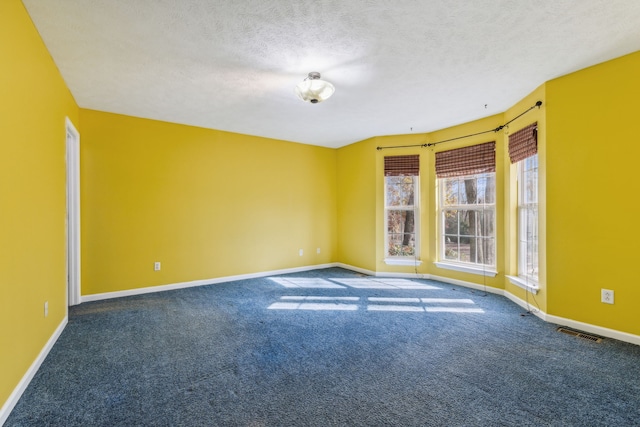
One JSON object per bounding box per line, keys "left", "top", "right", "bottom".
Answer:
{"left": 384, "top": 155, "right": 419, "bottom": 259}
{"left": 435, "top": 141, "right": 496, "bottom": 270}
{"left": 440, "top": 173, "right": 496, "bottom": 266}
{"left": 508, "top": 122, "right": 539, "bottom": 289}
{"left": 517, "top": 154, "right": 538, "bottom": 281}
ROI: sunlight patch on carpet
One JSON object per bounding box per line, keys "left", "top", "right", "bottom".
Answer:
{"left": 269, "top": 277, "right": 346, "bottom": 288}
{"left": 331, "top": 278, "right": 441, "bottom": 290}
{"left": 268, "top": 301, "right": 358, "bottom": 311}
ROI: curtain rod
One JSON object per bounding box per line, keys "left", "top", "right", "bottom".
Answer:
{"left": 376, "top": 100, "right": 542, "bottom": 151}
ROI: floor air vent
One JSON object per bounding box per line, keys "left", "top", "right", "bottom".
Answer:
{"left": 557, "top": 327, "right": 603, "bottom": 343}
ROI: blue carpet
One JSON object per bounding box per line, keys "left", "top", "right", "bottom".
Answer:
{"left": 6, "top": 268, "right": 640, "bottom": 426}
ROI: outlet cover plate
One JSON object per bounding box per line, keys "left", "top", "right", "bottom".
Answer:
{"left": 601, "top": 289, "right": 614, "bottom": 304}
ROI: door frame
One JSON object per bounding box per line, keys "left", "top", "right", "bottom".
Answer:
{"left": 66, "top": 117, "right": 81, "bottom": 306}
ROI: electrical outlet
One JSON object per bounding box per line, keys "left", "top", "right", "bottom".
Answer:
{"left": 601, "top": 289, "right": 614, "bottom": 304}
{"left": 317, "top": 247, "right": 321, "bottom": 254}
{"left": 44, "top": 301, "right": 48, "bottom": 317}
{"left": 298, "top": 249, "right": 303, "bottom": 256}
{"left": 154, "top": 262, "right": 161, "bottom": 271}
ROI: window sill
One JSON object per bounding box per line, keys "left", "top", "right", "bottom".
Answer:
{"left": 506, "top": 275, "right": 539, "bottom": 294}
{"left": 434, "top": 261, "right": 497, "bottom": 277}
{"left": 384, "top": 258, "right": 423, "bottom": 266}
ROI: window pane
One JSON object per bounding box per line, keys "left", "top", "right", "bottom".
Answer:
{"left": 385, "top": 177, "right": 400, "bottom": 206}
{"left": 529, "top": 173, "right": 538, "bottom": 204}
{"left": 526, "top": 241, "right": 537, "bottom": 273}
{"left": 387, "top": 210, "right": 405, "bottom": 233}
{"left": 444, "top": 236, "right": 458, "bottom": 260}
{"left": 387, "top": 209, "right": 416, "bottom": 256}
{"left": 388, "top": 234, "right": 415, "bottom": 256}
{"left": 444, "top": 210, "right": 458, "bottom": 235}
{"left": 459, "top": 210, "right": 471, "bottom": 237}
{"left": 482, "top": 174, "right": 495, "bottom": 204}
{"left": 439, "top": 173, "right": 495, "bottom": 267}
{"left": 517, "top": 155, "right": 538, "bottom": 280}
{"left": 461, "top": 178, "right": 474, "bottom": 204}
{"left": 477, "top": 176, "right": 486, "bottom": 203}
{"left": 526, "top": 208, "right": 537, "bottom": 240}
{"left": 386, "top": 176, "right": 416, "bottom": 207}
{"left": 524, "top": 155, "right": 537, "bottom": 172}
{"left": 478, "top": 210, "right": 495, "bottom": 237}
{"left": 459, "top": 236, "right": 471, "bottom": 262}
{"left": 478, "top": 238, "right": 495, "bottom": 265}
{"left": 385, "top": 171, "right": 419, "bottom": 258}
{"left": 444, "top": 179, "right": 458, "bottom": 205}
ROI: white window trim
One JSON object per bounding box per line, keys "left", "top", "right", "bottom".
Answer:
{"left": 384, "top": 176, "right": 420, "bottom": 259}
{"left": 438, "top": 173, "right": 496, "bottom": 269}
{"left": 434, "top": 261, "right": 497, "bottom": 277}
{"left": 506, "top": 275, "right": 539, "bottom": 294}
{"left": 516, "top": 156, "right": 539, "bottom": 283}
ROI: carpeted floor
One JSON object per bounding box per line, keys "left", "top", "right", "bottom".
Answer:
{"left": 5, "top": 267, "right": 640, "bottom": 426}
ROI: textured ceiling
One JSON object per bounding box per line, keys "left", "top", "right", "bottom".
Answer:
{"left": 21, "top": 0, "right": 640, "bottom": 148}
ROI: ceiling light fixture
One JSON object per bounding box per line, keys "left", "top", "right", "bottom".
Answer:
{"left": 295, "top": 72, "right": 335, "bottom": 104}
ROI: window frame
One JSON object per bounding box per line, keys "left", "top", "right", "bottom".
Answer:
{"left": 437, "top": 172, "right": 496, "bottom": 271}
{"left": 516, "top": 154, "right": 539, "bottom": 283}
{"left": 384, "top": 173, "right": 420, "bottom": 263}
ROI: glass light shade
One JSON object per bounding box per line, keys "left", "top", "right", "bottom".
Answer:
{"left": 295, "top": 73, "right": 335, "bottom": 104}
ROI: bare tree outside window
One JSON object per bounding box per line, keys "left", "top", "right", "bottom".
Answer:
{"left": 386, "top": 175, "right": 418, "bottom": 257}
{"left": 441, "top": 173, "right": 495, "bottom": 267}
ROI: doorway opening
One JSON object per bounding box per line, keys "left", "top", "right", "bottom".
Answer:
{"left": 66, "top": 117, "right": 81, "bottom": 306}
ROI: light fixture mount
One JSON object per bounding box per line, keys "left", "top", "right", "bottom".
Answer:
{"left": 295, "top": 71, "right": 335, "bottom": 104}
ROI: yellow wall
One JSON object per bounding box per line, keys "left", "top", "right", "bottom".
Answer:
{"left": 546, "top": 51, "right": 640, "bottom": 335}
{"left": 0, "top": 0, "right": 79, "bottom": 409}
{"left": 336, "top": 138, "right": 378, "bottom": 271}
{"left": 80, "top": 110, "right": 337, "bottom": 295}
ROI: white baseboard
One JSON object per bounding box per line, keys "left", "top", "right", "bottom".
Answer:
{"left": 503, "top": 289, "right": 640, "bottom": 346}
{"left": 0, "top": 316, "right": 68, "bottom": 426}
{"left": 502, "top": 289, "right": 548, "bottom": 322}
{"left": 545, "top": 314, "right": 640, "bottom": 346}
{"left": 81, "top": 263, "right": 339, "bottom": 303}
{"left": 334, "top": 263, "right": 376, "bottom": 277}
